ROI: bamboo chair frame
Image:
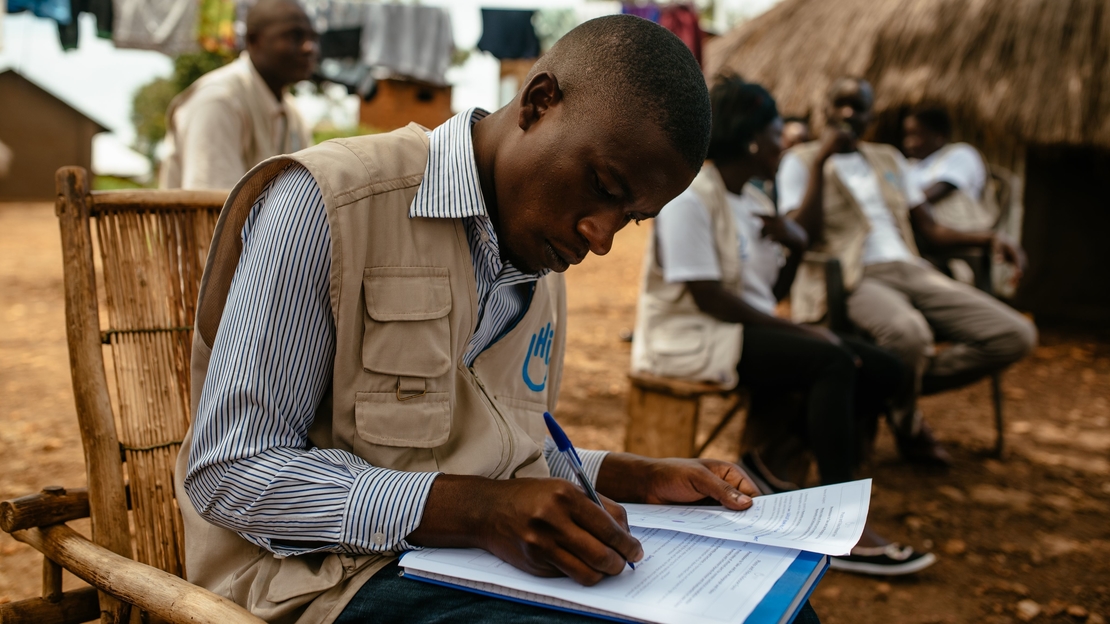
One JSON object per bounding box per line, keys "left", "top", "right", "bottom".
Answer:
{"left": 0, "top": 167, "right": 263, "bottom": 624}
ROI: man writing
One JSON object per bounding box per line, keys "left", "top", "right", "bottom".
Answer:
{"left": 159, "top": 0, "right": 317, "bottom": 190}
{"left": 176, "top": 16, "right": 798, "bottom": 624}
{"left": 777, "top": 77, "right": 1037, "bottom": 463}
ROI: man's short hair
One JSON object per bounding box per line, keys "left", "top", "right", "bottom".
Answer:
{"left": 531, "top": 15, "right": 711, "bottom": 172}
{"left": 909, "top": 107, "right": 953, "bottom": 138}
{"left": 827, "top": 76, "right": 874, "bottom": 108}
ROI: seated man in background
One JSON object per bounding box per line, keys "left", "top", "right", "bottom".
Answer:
{"left": 176, "top": 16, "right": 815, "bottom": 624}
{"left": 903, "top": 107, "right": 997, "bottom": 231}
{"left": 777, "top": 77, "right": 1037, "bottom": 464}
{"left": 632, "top": 75, "right": 933, "bottom": 576}
{"left": 160, "top": 0, "right": 317, "bottom": 189}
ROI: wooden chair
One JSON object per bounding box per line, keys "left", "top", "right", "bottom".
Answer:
{"left": 625, "top": 373, "right": 749, "bottom": 458}
{"left": 0, "top": 167, "right": 263, "bottom": 624}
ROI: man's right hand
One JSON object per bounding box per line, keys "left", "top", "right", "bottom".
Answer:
{"left": 818, "top": 124, "right": 856, "bottom": 159}
{"left": 407, "top": 475, "right": 644, "bottom": 586}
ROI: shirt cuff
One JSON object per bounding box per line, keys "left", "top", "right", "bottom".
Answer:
{"left": 340, "top": 468, "right": 440, "bottom": 555}
{"left": 544, "top": 437, "right": 610, "bottom": 486}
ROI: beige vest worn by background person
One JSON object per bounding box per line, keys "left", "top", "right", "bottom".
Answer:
{"left": 787, "top": 141, "right": 920, "bottom": 324}
{"left": 630, "top": 163, "right": 756, "bottom": 388}
{"left": 160, "top": 53, "right": 312, "bottom": 189}
{"left": 173, "top": 124, "right": 567, "bottom": 624}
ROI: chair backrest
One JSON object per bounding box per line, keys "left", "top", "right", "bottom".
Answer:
{"left": 55, "top": 167, "right": 226, "bottom": 578}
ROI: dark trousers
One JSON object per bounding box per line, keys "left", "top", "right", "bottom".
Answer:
{"left": 336, "top": 560, "right": 821, "bottom": 623}
{"left": 736, "top": 326, "right": 908, "bottom": 484}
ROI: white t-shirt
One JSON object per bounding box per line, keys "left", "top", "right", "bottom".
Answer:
{"left": 777, "top": 149, "right": 925, "bottom": 266}
{"left": 908, "top": 142, "right": 987, "bottom": 201}
{"left": 654, "top": 185, "right": 785, "bottom": 315}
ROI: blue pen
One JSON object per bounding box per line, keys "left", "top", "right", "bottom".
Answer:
{"left": 543, "top": 411, "right": 635, "bottom": 570}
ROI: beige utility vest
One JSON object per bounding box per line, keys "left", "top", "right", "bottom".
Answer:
{"left": 174, "top": 124, "right": 567, "bottom": 624}
{"left": 630, "top": 163, "right": 749, "bottom": 388}
{"left": 787, "top": 141, "right": 920, "bottom": 324}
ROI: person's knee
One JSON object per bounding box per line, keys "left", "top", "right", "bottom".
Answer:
{"left": 989, "top": 315, "right": 1038, "bottom": 365}
{"left": 875, "top": 315, "right": 933, "bottom": 366}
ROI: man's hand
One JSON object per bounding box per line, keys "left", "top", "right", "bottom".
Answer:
{"left": 992, "top": 232, "right": 1027, "bottom": 277}
{"left": 818, "top": 124, "right": 856, "bottom": 159}
{"left": 595, "top": 454, "right": 761, "bottom": 511}
{"left": 408, "top": 475, "right": 643, "bottom": 586}
{"left": 758, "top": 214, "right": 808, "bottom": 253}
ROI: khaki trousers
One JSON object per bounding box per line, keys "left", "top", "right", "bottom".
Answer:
{"left": 846, "top": 261, "right": 1037, "bottom": 429}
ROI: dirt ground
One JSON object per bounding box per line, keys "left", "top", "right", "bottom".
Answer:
{"left": 1, "top": 200, "right": 1108, "bottom": 623}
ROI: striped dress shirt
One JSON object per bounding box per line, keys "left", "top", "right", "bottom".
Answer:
{"left": 185, "top": 109, "right": 608, "bottom": 557}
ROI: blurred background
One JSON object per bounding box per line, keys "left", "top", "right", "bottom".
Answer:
{"left": 1, "top": 1, "right": 1108, "bottom": 623}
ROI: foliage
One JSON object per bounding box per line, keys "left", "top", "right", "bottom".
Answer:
{"left": 93, "top": 175, "right": 153, "bottom": 191}
{"left": 130, "top": 50, "right": 236, "bottom": 165}
{"left": 312, "top": 124, "right": 381, "bottom": 145}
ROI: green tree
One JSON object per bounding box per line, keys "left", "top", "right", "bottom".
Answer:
{"left": 130, "top": 50, "right": 235, "bottom": 166}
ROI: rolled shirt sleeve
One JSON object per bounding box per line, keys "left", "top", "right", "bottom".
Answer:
{"left": 184, "top": 164, "right": 439, "bottom": 557}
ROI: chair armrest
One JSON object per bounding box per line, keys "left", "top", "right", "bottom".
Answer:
{"left": 11, "top": 524, "right": 265, "bottom": 624}
{"left": 1, "top": 487, "right": 90, "bottom": 533}
{"left": 923, "top": 246, "right": 993, "bottom": 294}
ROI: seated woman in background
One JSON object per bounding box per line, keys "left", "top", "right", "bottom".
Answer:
{"left": 631, "top": 75, "right": 935, "bottom": 576}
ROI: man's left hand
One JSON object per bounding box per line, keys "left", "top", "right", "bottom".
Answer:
{"left": 594, "top": 454, "right": 761, "bottom": 511}
{"left": 992, "top": 232, "right": 1027, "bottom": 276}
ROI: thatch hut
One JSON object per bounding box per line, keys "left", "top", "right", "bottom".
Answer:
{"left": 707, "top": 0, "right": 1110, "bottom": 326}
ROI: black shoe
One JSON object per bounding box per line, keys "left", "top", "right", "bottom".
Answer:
{"left": 829, "top": 544, "right": 937, "bottom": 576}
{"left": 738, "top": 451, "right": 800, "bottom": 495}
{"left": 895, "top": 421, "right": 953, "bottom": 467}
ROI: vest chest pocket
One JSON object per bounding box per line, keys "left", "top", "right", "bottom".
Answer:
{"left": 362, "top": 267, "right": 453, "bottom": 378}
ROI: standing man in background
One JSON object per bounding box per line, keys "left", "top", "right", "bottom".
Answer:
{"left": 160, "top": 0, "right": 317, "bottom": 190}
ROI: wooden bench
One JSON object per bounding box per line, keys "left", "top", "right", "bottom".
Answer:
{"left": 625, "top": 372, "right": 749, "bottom": 458}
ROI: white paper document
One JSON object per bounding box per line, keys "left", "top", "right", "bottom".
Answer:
{"left": 622, "top": 479, "right": 871, "bottom": 556}
{"left": 402, "top": 526, "right": 799, "bottom": 624}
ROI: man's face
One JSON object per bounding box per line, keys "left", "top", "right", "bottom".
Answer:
{"left": 902, "top": 116, "right": 945, "bottom": 160}
{"left": 825, "top": 80, "right": 874, "bottom": 139}
{"left": 248, "top": 7, "right": 318, "bottom": 88}
{"left": 490, "top": 99, "right": 696, "bottom": 274}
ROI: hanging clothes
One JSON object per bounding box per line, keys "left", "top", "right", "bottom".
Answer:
{"left": 360, "top": 4, "right": 454, "bottom": 85}
{"left": 7, "top": 0, "right": 70, "bottom": 25}
{"left": 621, "top": 3, "right": 660, "bottom": 23}
{"left": 659, "top": 4, "right": 703, "bottom": 66}
{"left": 318, "top": 27, "right": 361, "bottom": 59}
{"left": 112, "top": 0, "right": 198, "bottom": 55}
{"left": 476, "top": 8, "right": 539, "bottom": 60}
{"left": 198, "top": 0, "right": 237, "bottom": 53}
{"left": 56, "top": 0, "right": 112, "bottom": 50}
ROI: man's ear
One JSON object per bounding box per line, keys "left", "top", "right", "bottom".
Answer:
{"left": 517, "top": 71, "right": 562, "bottom": 132}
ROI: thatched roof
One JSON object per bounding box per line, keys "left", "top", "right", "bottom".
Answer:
{"left": 705, "top": 0, "right": 1110, "bottom": 149}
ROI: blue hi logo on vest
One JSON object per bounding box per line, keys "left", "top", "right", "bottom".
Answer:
{"left": 522, "top": 322, "right": 553, "bottom": 392}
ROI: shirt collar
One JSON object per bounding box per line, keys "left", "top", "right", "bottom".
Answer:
{"left": 410, "top": 108, "right": 490, "bottom": 219}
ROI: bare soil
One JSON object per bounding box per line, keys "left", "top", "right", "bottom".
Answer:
{"left": 2, "top": 201, "right": 1108, "bottom": 623}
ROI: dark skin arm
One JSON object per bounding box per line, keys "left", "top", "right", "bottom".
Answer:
{"left": 922, "top": 181, "right": 958, "bottom": 205}
{"left": 682, "top": 216, "right": 846, "bottom": 348}
{"left": 408, "top": 453, "right": 759, "bottom": 586}
{"left": 909, "top": 202, "right": 1026, "bottom": 273}
{"left": 789, "top": 127, "right": 855, "bottom": 245}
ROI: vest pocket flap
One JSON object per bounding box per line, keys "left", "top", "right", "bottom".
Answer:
{"left": 364, "top": 267, "right": 452, "bottom": 321}
{"left": 355, "top": 391, "right": 451, "bottom": 448}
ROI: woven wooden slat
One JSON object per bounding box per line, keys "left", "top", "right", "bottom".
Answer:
{"left": 94, "top": 200, "right": 220, "bottom": 578}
